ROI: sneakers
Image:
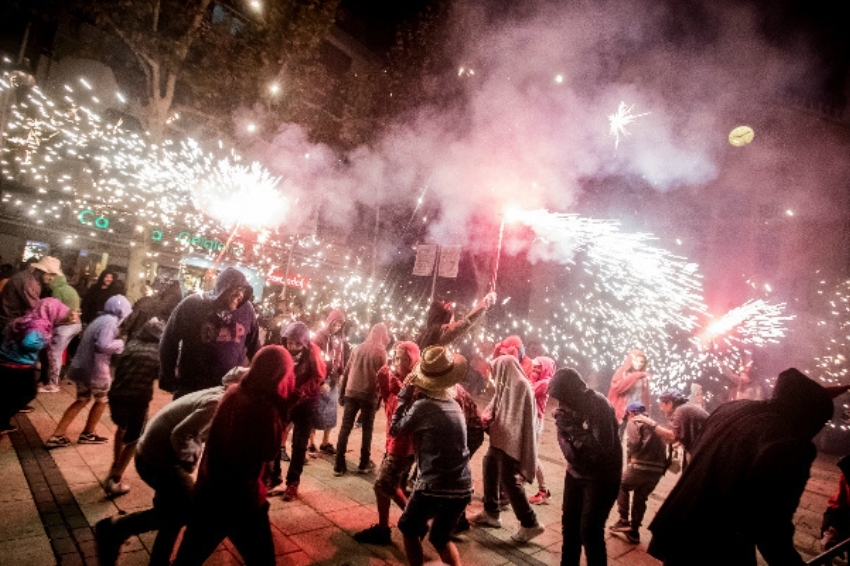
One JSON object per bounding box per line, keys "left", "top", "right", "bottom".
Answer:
{"left": 281, "top": 448, "right": 291, "bottom": 462}
{"left": 104, "top": 478, "right": 130, "bottom": 498}
{"left": 282, "top": 483, "right": 299, "bottom": 501}
{"left": 469, "top": 509, "right": 502, "bottom": 528}
{"left": 333, "top": 467, "right": 347, "bottom": 477}
{"left": 624, "top": 530, "right": 640, "bottom": 544}
{"left": 79, "top": 432, "right": 109, "bottom": 444}
{"left": 357, "top": 460, "right": 376, "bottom": 474}
{"left": 319, "top": 443, "right": 337, "bottom": 455}
{"left": 38, "top": 384, "right": 61, "bottom": 393}
{"left": 354, "top": 524, "right": 392, "bottom": 545}
{"left": 95, "top": 518, "right": 121, "bottom": 566}
{"left": 307, "top": 444, "right": 318, "bottom": 458}
{"left": 609, "top": 519, "right": 632, "bottom": 533}
{"left": 18, "top": 405, "right": 35, "bottom": 414}
{"left": 529, "top": 489, "right": 551, "bottom": 505}
{"left": 45, "top": 435, "right": 71, "bottom": 449}
{"left": 512, "top": 523, "right": 545, "bottom": 543}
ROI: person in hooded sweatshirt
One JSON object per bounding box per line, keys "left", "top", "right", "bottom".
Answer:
{"left": 648, "top": 368, "right": 841, "bottom": 566}
{"left": 39, "top": 272, "right": 82, "bottom": 392}
{"left": 159, "top": 267, "right": 259, "bottom": 398}
{"left": 172, "top": 346, "right": 296, "bottom": 566}
{"left": 95, "top": 365, "right": 251, "bottom": 566}
{"left": 310, "top": 308, "right": 349, "bottom": 454}
{"left": 80, "top": 269, "right": 119, "bottom": 324}
{"left": 121, "top": 280, "right": 183, "bottom": 340}
{"left": 0, "top": 298, "right": 71, "bottom": 434}
{"left": 266, "top": 321, "right": 326, "bottom": 501}
{"left": 416, "top": 292, "right": 496, "bottom": 351}
{"left": 549, "top": 367, "right": 622, "bottom": 566}
{"left": 607, "top": 349, "right": 652, "bottom": 433}
{"left": 334, "top": 322, "right": 390, "bottom": 475}
{"left": 470, "top": 355, "right": 545, "bottom": 544}
{"left": 102, "top": 319, "right": 165, "bottom": 498}
{"left": 46, "top": 295, "right": 132, "bottom": 448}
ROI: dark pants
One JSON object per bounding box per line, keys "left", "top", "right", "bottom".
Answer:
{"left": 284, "top": 396, "right": 317, "bottom": 486}
{"left": 0, "top": 366, "right": 36, "bottom": 428}
{"left": 482, "top": 447, "right": 538, "bottom": 528}
{"left": 561, "top": 473, "right": 620, "bottom": 566}
{"left": 334, "top": 397, "right": 377, "bottom": 472}
{"left": 110, "top": 455, "right": 194, "bottom": 565}
{"left": 616, "top": 467, "right": 663, "bottom": 530}
{"left": 173, "top": 500, "right": 274, "bottom": 566}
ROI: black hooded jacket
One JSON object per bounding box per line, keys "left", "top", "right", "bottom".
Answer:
{"left": 648, "top": 369, "right": 834, "bottom": 566}
{"left": 110, "top": 319, "right": 165, "bottom": 404}
{"left": 80, "top": 270, "right": 119, "bottom": 324}
{"left": 159, "top": 268, "right": 259, "bottom": 397}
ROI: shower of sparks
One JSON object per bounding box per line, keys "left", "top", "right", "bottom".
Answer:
{"left": 701, "top": 300, "right": 794, "bottom": 349}
{"left": 193, "top": 161, "right": 287, "bottom": 229}
{"left": 608, "top": 101, "right": 650, "bottom": 150}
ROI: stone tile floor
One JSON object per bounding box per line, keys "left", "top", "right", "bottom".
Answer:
{"left": 0, "top": 381, "right": 840, "bottom": 565}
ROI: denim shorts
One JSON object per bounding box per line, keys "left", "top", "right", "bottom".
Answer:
{"left": 398, "top": 491, "right": 471, "bottom": 547}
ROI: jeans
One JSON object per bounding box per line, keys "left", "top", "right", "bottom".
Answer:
{"left": 482, "top": 447, "right": 538, "bottom": 528}
{"left": 111, "top": 455, "right": 195, "bottom": 565}
{"left": 334, "top": 397, "right": 377, "bottom": 472}
{"left": 46, "top": 323, "right": 82, "bottom": 386}
{"left": 284, "top": 396, "right": 317, "bottom": 486}
{"left": 561, "top": 473, "right": 620, "bottom": 566}
{"left": 616, "top": 467, "right": 663, "bottom": 530}
{"left": 0, "top": 366, "right": 36, "bottom": 428}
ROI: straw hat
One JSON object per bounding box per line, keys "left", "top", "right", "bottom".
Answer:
{"left": 409, "top": 346, "right": 468, "bottom": 399}
{"left": 31, "top": 256, "right": 62, "bottom": 275}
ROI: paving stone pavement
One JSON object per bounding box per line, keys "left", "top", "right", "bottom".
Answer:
{"left": 0, "top": 381, "right": 841, "bottom": 565}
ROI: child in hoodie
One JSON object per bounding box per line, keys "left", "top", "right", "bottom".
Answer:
{"left": 46, "top": 295, "right": 131, "bottom": 448}
{"left": 102, "top": 318, "right": 165, "bottom": 497}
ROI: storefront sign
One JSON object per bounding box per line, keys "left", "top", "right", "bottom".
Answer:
{"left": 78, "top": 209, "right": 110, "bottom": 229}
{"left": 267, "top": 270, "right": 310, "bottom": 289}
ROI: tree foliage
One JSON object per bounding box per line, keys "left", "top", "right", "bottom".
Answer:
{"left": 69, "top": 0, "right": 341, "bottom": 142}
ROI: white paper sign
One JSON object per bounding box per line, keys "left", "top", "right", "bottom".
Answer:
{"left": 412, "top": 244, "right": 438, "bottom": 276}
{"left": 438, "top": 245, "right": 462, "bottom": 278}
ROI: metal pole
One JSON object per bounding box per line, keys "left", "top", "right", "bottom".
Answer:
{"left": 429, "top": 245, "right": 440, "bottom": 303}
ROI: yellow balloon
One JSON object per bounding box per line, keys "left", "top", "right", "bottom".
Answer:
{"left": 729, "top": 125, "right": 755, "bottom": 147}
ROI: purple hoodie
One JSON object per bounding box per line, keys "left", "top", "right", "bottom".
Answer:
{"left": 69, "top": 295, "right": 132, "bottom": 389}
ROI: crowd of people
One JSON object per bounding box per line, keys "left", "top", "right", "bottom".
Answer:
{"left": 0, "top": 257, "right": 845, "bottom": 566}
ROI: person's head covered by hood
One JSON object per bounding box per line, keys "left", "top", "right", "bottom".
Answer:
{"left": 494, "top": 335, "right": 525, "bottom": 361}
{"left": 8, "top": 298, "right": 70, "bottom": 343}
{"left": 625, "top": 402, "right": 646, "bottom": 417}
{"left": 103, "top": 294, "right": 132, "bottom": 323}
{"left": 409, "top": 345, "right": 468, "bottom": 400}
{"left": 531, "top": 356, "right": 556, "bottom": 384}
{"left": 621, "top": 348, "right": 647, "bottom": 372}
{"left": 133, "top": 318, "right": 165, "bottom": 344}
{"left": 239, "top": 345, "right": 296, "bottom": 400}
{"left": 549, "top": 367, "right": 599, "bottom": 412}
{"left": 771, "top": 368, "right": 835, "bottom": 438}
{"left": 393, "top": 341, "right": 420, "bottom": 377}
{"left": 324, "top": 308, "right": 346, "bottom": 336}
{"left": 365, "top": 322, "right": 390, "bottom": 348}
{"left": 282, "top": 321, "right": 311, "bottom": 355}
{"left": 156, "top": 280, "right": 183, "bottom": 319}
{"left": 209, "top": 267, "right": 253, "bottom": 312}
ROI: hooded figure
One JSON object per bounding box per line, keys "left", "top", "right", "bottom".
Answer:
{"left": 80, "top": 270, "right": 119, "bottom": 324}
{"left": 471, "top": 355, "right": 544, "bottom": 541}
{"left": 159, "top": 268, "right": 259, "bottom": 398}
{"left": 334, "top": 322, "right": 390, "bottom": 475}
{"left": 69, "top": 295, "right": 132, "bottom": 390}
{"left": 173, "top": 346, "right": 295, "bottom": 565}
{"left": 312, "top": 309, "right": 349, "bottom": 434}
{"left": 0, "top": 298, "right": 70, "bottom": 433}
{"left": 648, "top": 368, "right": 835, "bottom": 566}
{"left": 549, "top": 367, "right": 622, "bottom": 566}
{"left": 607, "top": 349, "right": 651, "bottom": 422}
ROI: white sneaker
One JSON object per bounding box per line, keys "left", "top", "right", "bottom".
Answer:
{"left": 38, "top": 384, "right": 60, "bottom": 393}
{"left": 104, "top": 478, "right": 130, "bottom": 498}
{"left": 511, "top": 523, "right": 545, "bottom": 543}
{"left": 469, "top": 509, "right": 502, "bottom": 528}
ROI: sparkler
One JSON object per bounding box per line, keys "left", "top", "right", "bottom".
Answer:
{"left": 608, "top": 101, "right": 650, "bottom": 150}
{"left": 492, "top": 214, "right": 505, "bottom": 293}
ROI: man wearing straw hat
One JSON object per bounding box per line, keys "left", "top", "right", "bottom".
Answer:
{"left": 389, "top": 345, "right": 473, "bottom": 566}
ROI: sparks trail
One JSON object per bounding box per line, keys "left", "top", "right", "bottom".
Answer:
{"left": 608, "top": 101, "right": 650, "bottom": 150}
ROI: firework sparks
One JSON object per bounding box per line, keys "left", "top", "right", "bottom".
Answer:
{"left": 608, "top": 101, "right": 650, "bottom": 150}
{"left": 701, "top": 300, "right": 794, "bottom": 348}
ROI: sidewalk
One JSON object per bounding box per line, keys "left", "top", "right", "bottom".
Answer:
{"left": 0, "top": 383, "right": 838, "bottom": 565}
